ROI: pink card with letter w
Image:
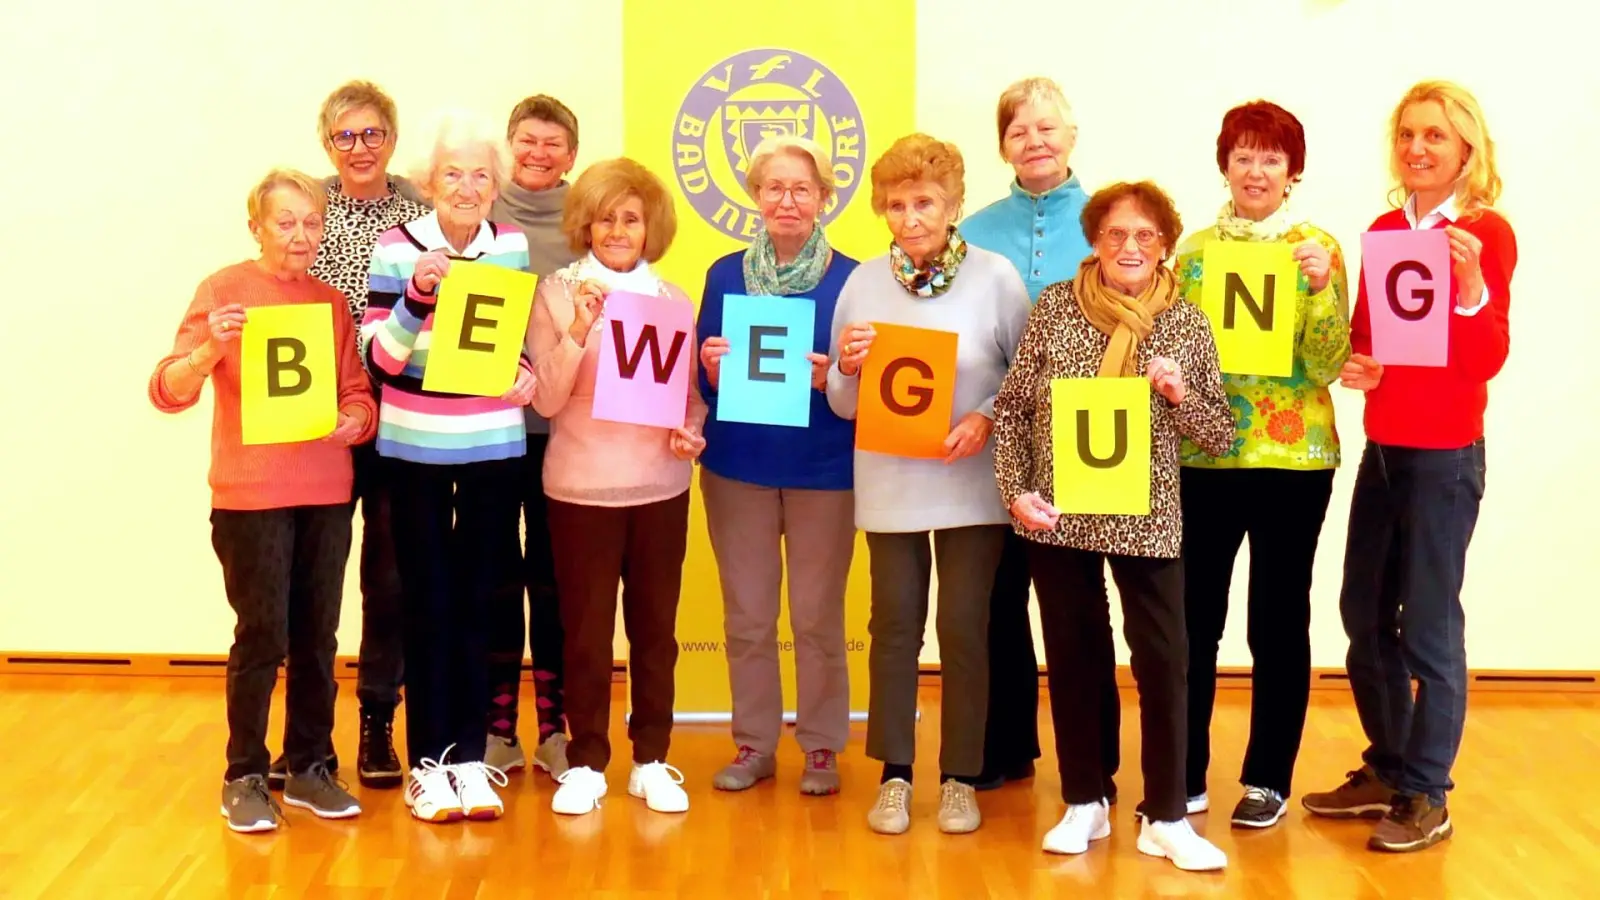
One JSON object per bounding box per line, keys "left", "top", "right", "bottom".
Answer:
{"left": 592, "top": 290, "right": 693, "bottom": 429}
{"left": 1361, "top": 229, "right": 1452, "bottom": 367}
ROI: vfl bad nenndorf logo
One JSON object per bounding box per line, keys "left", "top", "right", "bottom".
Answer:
{"left": 672, "top": 48, "right": 865, "bottom": 241}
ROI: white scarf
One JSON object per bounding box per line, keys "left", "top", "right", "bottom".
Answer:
{"left": 569, "top": 251, "right": 663, "bottom": 296}
{"left": 1215, "top": 199, "right": 1300, "bottom": 243}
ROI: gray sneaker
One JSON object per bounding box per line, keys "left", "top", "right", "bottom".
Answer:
{"left": 799, "top": 749, "right": 841, "bottom": 796}
{"left": 868, "top": 779, "right": 913, "bottom": 834}
{"left": 533, "top": 733, "right": 570, "bottom": 779}
{"left": 712, "top": 745, "right": 776, "bottom": 791}
{"left": 937, "top": 781, "right": 981, "bottom": 834}
{"left": 485, "top": 734, "right": 527, "bottom": 773}
{"left": 284, "top": 762, "right": 362, "bottom": 819}
{"left": 221, "top": 774, "right": 282, "bottom": 833}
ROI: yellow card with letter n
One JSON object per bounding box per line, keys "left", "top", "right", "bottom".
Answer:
{"left": 422, "top": 262, "right": 538, "bottom": 397}
{"left": 1198, "top": 241, "right": 1299, "bottom": 377}
{"left": 1051, "top": 377, "right": 1152, "bottom": 516}
{"left": 240, "top": 304, "right": 338, "bottom": 445}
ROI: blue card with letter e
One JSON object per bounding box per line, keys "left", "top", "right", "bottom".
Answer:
{"left": 715, "top": 294, "right": 817, "bottom": 428}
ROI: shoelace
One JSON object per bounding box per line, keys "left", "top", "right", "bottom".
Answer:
{"left": 1386, "top": 794, "right": 1419, "bottom": 823}
{"left": 805, "top": 749, "right": 837, "bottom": 771}
{"left": 361, "top": 716, "right": 399, "bottom": 766}
{"left": 1343, "top": 768, "right": 1372, "bottom": 789}
{"left": 457, "top": 760, "right": 510, "bottom": 789}
{"left": 942, "top": 782, "right": 973, "bottom": 813}
{"left": 304, "top": 761, "right": 353, "bottom": 795}
{"left": 639, "top": 762, "right": 685, "bottom": 785}
{"left": 240, "top": 774, "right": 287, "bottom": 827}
{"left": 1241, "top": 786, "right": 1278, "bottom": 807}
{"left": 731, "top": 745, "right": 762, "bottom": 767}
{"left": 877, "top": 781, "right": 910, "bottom": 812}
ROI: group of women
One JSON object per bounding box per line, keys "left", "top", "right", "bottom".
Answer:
{"left": 150, "top": 73, "right": 1515, "bottom": 872}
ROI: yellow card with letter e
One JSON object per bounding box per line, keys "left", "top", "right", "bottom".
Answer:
{"left": 423, "top": 262, "right": 538, "bottom": 397}
{"left": 240, "top": 304, "right": 337, "bottom": 445}
{"left": 1051, "top": 377, "right": 1152, "bottom": 516}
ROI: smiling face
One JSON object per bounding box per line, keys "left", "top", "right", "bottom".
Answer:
{"left": 590, "top": 193, "right": 647, "bottom": 271}
{"left": 325, "top": 106, "right": 395, "bottom": 195}
{"left": 1226, "top": 141, "right": 1291, "bottom": 221}
{"left": 251, "top": 186, "right": 325, "bottom": 275}
{"left": 1395, "top": 99, "right": 1468, "bottom": 203}
{"left": 430, "top": 144, "right": 499, "bottom": 237}
{"left": 884, "top": 180, "right": 954, "bottom": 265}
{"left": 1003, "top": 99, "right": 1076, "bottom": 193}
{"left": 1093, "top": 197, "right": 1165, "bottom": 295}
{"left": 509, "top": 117, "right": 576, "bottom": 192}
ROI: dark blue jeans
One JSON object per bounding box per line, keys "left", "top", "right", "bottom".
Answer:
{"left": 1339, "top": 440, "right": 1485, "bottom": 805}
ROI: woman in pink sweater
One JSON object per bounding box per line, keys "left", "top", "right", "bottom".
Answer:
{"left": 527, "top": 158, "right": 707, "bottom": 818}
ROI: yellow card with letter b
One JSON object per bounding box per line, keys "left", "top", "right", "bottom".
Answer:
{"left": 1051, "top": 377, "right": 1152, "bottom": 516}
{"left": 1198, "top": 241, "right": 1299, "bottom": 377}
{"left": 240, "top": 304, "right": 337, "bottom": 445}
{"left": 423, "top": 262, "right": 539, "bottom": 396}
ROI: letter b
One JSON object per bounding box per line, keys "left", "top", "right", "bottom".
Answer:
{"left": 266, "top": 337, "right": 310, "bottom": 397}
{"left": 1384, "top": 260, "right": 1434, "bottom": 322}
{"left": 880, "top": 357, "right": 934, "bottom": 415}
{"left": 1075, "top": 409, "right": 1127, "bottom": 469}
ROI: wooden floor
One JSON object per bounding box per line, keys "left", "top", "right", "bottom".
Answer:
{"left": 3, "top": 677, "right": 1597, "bottom": 900}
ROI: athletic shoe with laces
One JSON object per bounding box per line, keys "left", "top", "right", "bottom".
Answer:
{"left": 1231, "top": 785, "right": 1287, "bottom": 829}
{"left": 221, "top": 774, "right": 282, "bottom": 833}
{"left": 937, "top": 780, "right": 981, "bottom": 834}
{"left": 552, "top": 765, "right": 608, "bottom": 815}
{"left": 712, "top": 745, "right": 776, "bottom": 791}
{"left": 284, "top": 761, "right": 361, "bottom": 819}
{"left": 404, "top": 754, "right": 464, "bottom": 824}
{"left": 1137, "top": 817, "right": 1228, "bottom": 871}
{"left": 868, "top": 778, "right": 912, "bottom": 834}
{"left": 533, "top": 733, "right": 570, "bottom": 779}
{"left": 454, "top": 760, "right": 509, "bottom": 820}
{"left": 630, "top": 761, "right": 689, "bottom": 813}
{"left": 357, "top": 709, "right": 403, "bottom": 789}
{"left": 799, "top": 749, "right": 841, "bottom": 796}
{"left": 1042, "top": 799, "right": 1111, "bottom": 854}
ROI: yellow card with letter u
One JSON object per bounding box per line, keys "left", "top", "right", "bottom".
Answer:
{"left": 1051, "top": 377, "right": 1152, "bottom": 516}
{"left": 423, "top": 262, "right": 539, "bottom": 396}
{"left": 1198, "top": 241, "right": 1299, "bottom": 377}
{"left": 240, "top": 304, "right": 337, "bottom": 445}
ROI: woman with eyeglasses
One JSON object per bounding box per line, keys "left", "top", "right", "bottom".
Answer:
{"left": 992, "top": 181, "right": 1233, "bottom": 870}
{"left": 696, "top": 135, "right": 860, "bottom": 797}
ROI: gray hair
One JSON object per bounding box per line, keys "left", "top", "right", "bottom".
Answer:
{"left": 743, "top": 135, "right": 836, "bottom": 201}
{"left": 410, "top": 109, "right": 514, "bottom": 197}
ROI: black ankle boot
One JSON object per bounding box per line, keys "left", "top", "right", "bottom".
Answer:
{"left": 357, "top": 708, "right": 403, "bottom": 789}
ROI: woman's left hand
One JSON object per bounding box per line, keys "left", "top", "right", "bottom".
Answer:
{"left": 1444, "top": 225, "right": 1486, "bottom": 305}
{"left": 500, "top": 367, "right": 536, "bottom": 407}
{"left": 1148, "top": 356, "right": 1186, "bottom": 405}
{"left": 324, "top": 412, "right": 364, "bottom": 447}
{"left": 806, "top": 353, "right": 829, "bottom": 391}
{"left": 1293, "top": 240, "right": 1333, "bottom": 294}
{"left": 669, "top": 426, "right": 706, "bottom": 460}
{"left": 942, "top": 412, "right": 993, "bottom": 464}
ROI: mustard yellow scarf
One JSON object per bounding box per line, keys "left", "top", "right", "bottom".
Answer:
{"left": 1072, "top": 257, "right": 1178, "bottom": 377}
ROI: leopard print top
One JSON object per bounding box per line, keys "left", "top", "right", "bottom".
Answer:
{"left": 993, "top": 278, "right": 1234, "bottom": 558}
{"left": 309, "top": 178, "right": 431, "bottom": 325}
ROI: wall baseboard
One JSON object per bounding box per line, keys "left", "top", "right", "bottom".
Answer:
{"left": 3, "top": 653, "right": 1595, "bottom": 693}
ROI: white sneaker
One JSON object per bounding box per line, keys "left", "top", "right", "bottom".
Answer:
{"left": 1137, "top": 817, "right": 1228, "bottom": 871}
{"left": 937, "top": 781, "right": 981, "bottom": 834}
{"left": 454, "top": 761, "right": 509, "bottom": 820}
{"left": 533, "top": 733, "right": 571, "bottom": 779}
{"left": 404, "top": 757, "right": 463, "bottom": 824}
{"left": 1042, "top": 800, "right": 1111, "bottom": 855}
{"left": 552, "top": 766, "right": 608, "bottom": 815}
{"left": 629, "top": 761, "right": 689, "bottom": 813}
{"left": 484, "top": 734, "right": 526, "bottom": 773}
{"left": 1188, "top": 792, "right": 1210, "bottom": 815}
{"left": 867, "top": 779, "right": 912, "bottom": 835}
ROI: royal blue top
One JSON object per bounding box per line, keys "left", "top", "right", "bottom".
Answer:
{"left": 961, "top": 174, "right": 1092, "bottom": 303}
{"left": 697, "top": 248, "right": 859, "bottom": 491}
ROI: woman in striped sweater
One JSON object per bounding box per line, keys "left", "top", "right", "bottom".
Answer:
{"left": 360, "top": 111, "right": 535, "bottom": 825}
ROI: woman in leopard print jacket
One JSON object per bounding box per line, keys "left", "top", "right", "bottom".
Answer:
{"left": 992, "top": 181, "right": 1234, "bottom": 872}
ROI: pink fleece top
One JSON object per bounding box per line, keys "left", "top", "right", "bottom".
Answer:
{"left": 528, "top": 270, "right": 707, "bottom": 507}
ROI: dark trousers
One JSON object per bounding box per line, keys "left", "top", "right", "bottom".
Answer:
{"left": 1029, "top": 543, "right": 1185, "bottom": 821}
{"left": 1181, "top": 467, "right": 1334, "bottom": 798}
{"left": 486, "top": 435, "right": 566, "bottom": 743}
{"left": 352, "top": 440, "right": 404, "bottom": 713}
{"left": 549, "top": 491, "right": 691, "bottom": 771}
{"left": 980, "top": 530, "right": 1043, "bottom": 777}
{"left": 388, "top": 456, "right": 522, "bottom": 769}
{"left": 212, "top": 505, "right": 350, "bottom": 782}
{"left": 1341, "top": 440, "right": 1484, "bottom": 805}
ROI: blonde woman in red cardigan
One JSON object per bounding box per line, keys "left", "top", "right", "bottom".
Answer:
{"left": 1302, "top": 80, "right": 1516, "bottom": 854}
{"left": 149, "top": 169, "right": 377, "bottom": 833}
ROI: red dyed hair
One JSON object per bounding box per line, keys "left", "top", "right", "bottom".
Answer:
{"left": 1215, "top": 101, "right": 1306, "bottom": 181}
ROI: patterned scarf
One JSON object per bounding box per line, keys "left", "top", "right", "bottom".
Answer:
{"left": 1215, "top": 199, "right": 1298, "bottom": 242}
{"left": 743, "top": 225, "right": 831, "bottom": 296}
{"left": 889, "top": 226, "right": 967, "bottom": 298}
{"left": 1072, "top": 256, "right": 1179, "bottom": 378}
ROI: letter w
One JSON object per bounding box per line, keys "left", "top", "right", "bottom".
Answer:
{"left": 612, "top": 322, "right": 687, "bottom": 384}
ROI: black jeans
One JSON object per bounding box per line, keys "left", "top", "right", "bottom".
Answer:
{"left": 388, "top": 456, "right": 522, "bottom": 769}
{"left": 980, "top": 529, "right": 1042, "bottom": 778}
{"left": 1181, "top": 467, "right": 1334, "bottom": 799}
{"left": 1029, "top": 542, "right": 1183, "bottom": 821}
{"left": 1341, "top": 440, "right": 1484, "bottom": 805}
{"left": 486, "top": 434, "right": 566, "bottom": 743}
{"left": 352, "top": 440, "right": 404, "bottom": 714}
{"left": 212, "top": 505, "right": 350, "bottom": 782}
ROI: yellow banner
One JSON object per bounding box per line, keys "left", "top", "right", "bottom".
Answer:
{"left": 1198, "top": 240, "right": 1299, "bottom": 377}
{"left": 624, "top": 0, "right": 916, "bottom": 718}
{"left": 240, "top": 303, "right": 337, "bottom": 445}
{"left": 422, "top": 262, "right": 538, "bottom": 397}
{"left": 1051, "top": 377, "right": 1153, "bottom": 516}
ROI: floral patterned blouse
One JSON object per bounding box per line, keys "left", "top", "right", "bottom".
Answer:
{"left": 1174, "top": 222, "right": 1352, "bottom": 470}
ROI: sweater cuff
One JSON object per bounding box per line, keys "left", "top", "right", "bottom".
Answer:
{"left": 1454, "top": 283, "right": 1490, "bottom": 316}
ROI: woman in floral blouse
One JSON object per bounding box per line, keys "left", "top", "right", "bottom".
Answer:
{"left": 1172, "top": 100, "right": 1351, "bottom": 831}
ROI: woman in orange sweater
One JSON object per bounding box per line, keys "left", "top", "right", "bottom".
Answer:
{"left": 148, "top": 169, "right": 377, "bottom": 834}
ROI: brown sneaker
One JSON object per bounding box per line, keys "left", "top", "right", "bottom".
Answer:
{"left": 1368, "top": 794, "right": 1453, "bottom": 852}
{"left": 1301, "top": 765, "right": 1396, "bottom": 819}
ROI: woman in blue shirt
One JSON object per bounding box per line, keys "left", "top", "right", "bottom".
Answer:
{"left": 961, "top": 76, "right": 1110, "bottom": 792}
{"left": 697, "top": 135, "right": 859, "bottom": 797}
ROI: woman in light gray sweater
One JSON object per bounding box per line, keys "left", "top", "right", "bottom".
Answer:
{"left": 825, "top": 133, "right": 1031, "bottom": 837}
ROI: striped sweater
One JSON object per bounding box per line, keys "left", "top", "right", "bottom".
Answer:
{"left": 360, "top": 211, "right": 532, "bottom": 465}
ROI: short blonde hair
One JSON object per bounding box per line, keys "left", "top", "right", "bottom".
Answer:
{"left": 411, "top": 109, "right": 514, "bottom": 199}
{"left": 318, "top": 80, "right": 399, "bottom": 148}
{"left": 246, "top": 168, "right": 326, "bottom": 223}
{"left": 995, "top": 77, "right": 1075, "bottom": 158}
{"left": 869, "top": 133, "right": 965, "bottom": 216}
{"left": 1388, "top": 80, "right": 1502, "bottom": 217}
{"left": 563, "top": 158, "right": 678, "bottom": 263}
{"left": 743, "top": 135, "right": 836, "bottom": 202}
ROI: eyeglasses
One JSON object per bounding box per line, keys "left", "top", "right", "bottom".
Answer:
{"left": 760, "top": 183, "right": 816, "bottom": 204}
{"left": 329, "top": 128, "right": 389, "bottom": 151}
{"left": 1099, "top": 227, "right": 1162, "bottom": 249}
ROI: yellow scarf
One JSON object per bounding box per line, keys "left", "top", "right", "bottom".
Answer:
{"left": 1072, "top": 257, "right": 1179, "bottom": 377}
